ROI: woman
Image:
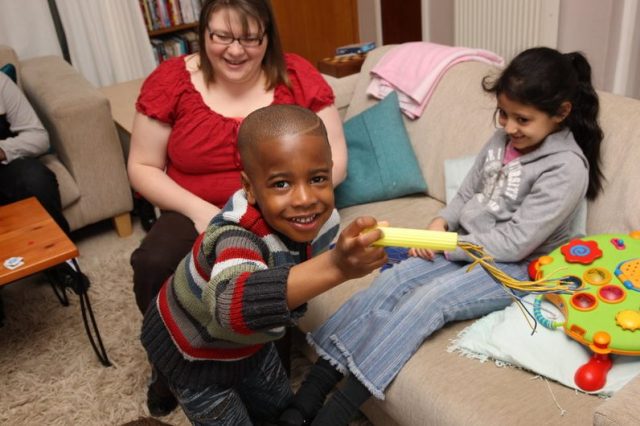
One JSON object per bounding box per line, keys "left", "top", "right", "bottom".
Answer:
{"left": 128, "top": 0, "right": 347, "bottom": 416}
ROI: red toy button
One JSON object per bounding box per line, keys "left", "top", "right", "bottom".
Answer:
{"left": 561, "top": 239, "right": 602, "bottom": 264}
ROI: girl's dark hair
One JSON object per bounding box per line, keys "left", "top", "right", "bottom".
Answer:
{"left": 197, "top": 0, "right": 289, "bottom": 89}
{"left": 482, "top": 47, "right": 604, "bottom": 199}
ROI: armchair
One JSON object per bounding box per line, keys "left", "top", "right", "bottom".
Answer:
{"left": 0, "top": 45, "right": 133, "bottom": 236}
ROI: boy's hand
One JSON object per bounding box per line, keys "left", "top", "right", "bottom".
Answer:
{"left": 331, "top": 216, "right": 388, "bottom": 280}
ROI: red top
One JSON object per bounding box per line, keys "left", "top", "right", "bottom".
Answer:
{"left": 136, "top": 53, "right": 335, "bottom": 208}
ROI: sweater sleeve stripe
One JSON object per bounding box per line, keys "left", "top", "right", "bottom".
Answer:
{"left": 191, "top": 233, "right": 210, "bottom": 283}
{"left": 218, "top": 247, "right": 263, "bottom": 263}
{"left": 229, "top": 271, "right": 253, "bottom": 335}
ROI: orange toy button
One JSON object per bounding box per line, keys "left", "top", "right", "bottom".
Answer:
{"left": 584, "top": 267, "right": 611, "bottom": 285}
{"left": 629, "top": 230, "right": 640, "bottom": 239}
{"left": 538, "top": 255, "right": 554, "bottom": 265}
{"left": 590, "top": 331, "right": 611, "bottom": 354}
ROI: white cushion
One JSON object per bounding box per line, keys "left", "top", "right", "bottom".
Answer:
{"left": 444, "top": 154, "right": 476, "bottom": 204}
{"left": 449, "top": 295, "right": 640, "bottom": 395}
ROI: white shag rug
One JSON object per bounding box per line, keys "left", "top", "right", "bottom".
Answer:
{"left": 0, "top": 221, "right": 190, "bottom": 426}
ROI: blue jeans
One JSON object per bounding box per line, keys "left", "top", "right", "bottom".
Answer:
{"left": 308, "top": 255, "right": 527, "bottom": 399}
{"left": 170, "top": 344, "right": 293, "bottom": 425}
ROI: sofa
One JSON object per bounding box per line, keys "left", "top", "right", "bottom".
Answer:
{"left": 0, "top": 45, "right": 133, "bottom": 236}
{"left": 300, "top": 46, "right": 640, "bottom": 425}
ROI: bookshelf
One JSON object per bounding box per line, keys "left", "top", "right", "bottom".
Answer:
{"left": 148, "top": 22, "right": 198, "bottom": 37}
{"left": 139, "top": 0, "right": 203, "bottom": 64}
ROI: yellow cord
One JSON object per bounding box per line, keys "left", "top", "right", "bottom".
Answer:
{"left": 457, "top": 241, "right": 581, "bottom": 293}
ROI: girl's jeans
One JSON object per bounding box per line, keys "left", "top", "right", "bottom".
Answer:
{"left": 170, "top": 344, "right": 293, "bottom": 425}
{"left": 308, "top": 255, "right": 527, "bottom": 399}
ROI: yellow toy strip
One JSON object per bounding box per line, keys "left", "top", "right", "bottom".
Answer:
{"left": 367, "top": 226, "right": 577, "bottom": 293}
{"left": 372, "top": 227, "right": 458, "bottom": 251}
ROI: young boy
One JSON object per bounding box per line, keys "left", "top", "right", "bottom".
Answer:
{"left": 140, "top": 104, "right": 387, "bottom": 424}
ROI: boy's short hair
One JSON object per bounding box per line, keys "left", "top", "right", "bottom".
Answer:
{"left": 238, "top": 104, "right": 329, "bottom": 171}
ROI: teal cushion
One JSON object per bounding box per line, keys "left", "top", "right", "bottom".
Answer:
{"left": 335, "top": 91, "right": 427, "bottom": 208}
{"left": 0, "top": 63, "right": 17, "bottom": 83}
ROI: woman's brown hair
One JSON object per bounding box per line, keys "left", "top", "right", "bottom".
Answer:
{"left": 197, "top": 0, "right": 290, "bottom": 89}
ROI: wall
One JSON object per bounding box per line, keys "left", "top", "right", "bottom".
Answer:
{"left": 422, "top": 0, "right": 453, "bottom": 45}
{"left": 357, "top": 0, "right": 381, "bottom": 46}
{"left": 557, "top": 0, "right": 617, "bottom": 91}
{"left": 0, "top": 0, "right": 62, "bottom": 59}
{"left": 418, "top": 0, "right": 639, "bottom": 98}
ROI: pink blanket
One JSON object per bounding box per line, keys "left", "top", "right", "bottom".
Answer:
{"left": 367, "top": 42, "right": 504, "bottom": 119}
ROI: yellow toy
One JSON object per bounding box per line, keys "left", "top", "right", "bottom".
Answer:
{"left": 372, "top": 226, "right": 458, "bottom": 251}
{"left": 369, "top": 226, "right": 580, "bottom": 294}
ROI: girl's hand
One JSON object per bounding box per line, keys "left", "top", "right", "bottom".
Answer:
{"left": 408, "top": 217, "right": 449, "bottom": 260}
{"left": 330, "top": 216, "right": 388, "bottom": 280}
{"left": 408, "top": 247, "right": 436, "bottom": 260}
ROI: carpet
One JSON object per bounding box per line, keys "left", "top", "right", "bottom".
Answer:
{"left": 0, "top": 220, "right": 371, "bottom": 425}
{"left": 0, "top": 221, "right": 190, "bottom": 425}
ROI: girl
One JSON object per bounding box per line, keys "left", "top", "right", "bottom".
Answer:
{"left": 278, "top": 46, "right": 604, "bottom": 425}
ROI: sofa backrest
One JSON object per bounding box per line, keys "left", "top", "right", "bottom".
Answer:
{"left": 347, "top": 45, "right": 640, "bottom": 234}
{"left": 588, "top": 91, "right": 640, "bottom": 233}
{"left": 346, "top": 46, "right": 500, "bottom": 205}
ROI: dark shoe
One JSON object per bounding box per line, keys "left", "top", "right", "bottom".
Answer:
{"left": 277, "top": 406, "right": 309, "bottom": 425}
{"left": 147, "top": 381, "right": 178, "bottom": 417}
{"left": 48, "top": 262, "right": 90, "bottom": 294}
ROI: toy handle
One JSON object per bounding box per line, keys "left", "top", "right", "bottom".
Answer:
{"left": 533, "top": 296, "right": 564, "bottom": 329}
{"left": 370, "top": 227, "right": 458, "bottom": 252}
{"left": 575, "top": 353, "right": 612, "bottom": 392}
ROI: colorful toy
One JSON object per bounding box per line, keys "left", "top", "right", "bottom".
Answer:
{"left": 530, "top": 231, "right": 640, "bottom": 391}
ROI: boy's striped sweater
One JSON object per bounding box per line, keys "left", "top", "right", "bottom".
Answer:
{"left": 141, "top": 190, "right": 340, "bottom": 388}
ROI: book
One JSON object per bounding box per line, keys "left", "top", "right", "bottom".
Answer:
{"left": 168, "top": 0, "right": 182, "bottom": 26}
{"left": 336, "top": 41, "right": 376, "bottom": 55}
{"left": 146, "top": 0, "right": 160, "bottom": 30}
{"left": 156, "top": 0, "right": 171, "bottom": 28}
{"left": 191, "top": 0, "right": 202, "bottom": 20}
{"left": 178, "top": 0, "right": 196, "bottom": 23}
{"left": 139, "top": 0, "right": 153, "bottom": 31}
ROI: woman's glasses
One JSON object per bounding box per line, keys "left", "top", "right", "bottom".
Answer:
{"left": 208, "top": 31, "right": 265, "bottom": 47}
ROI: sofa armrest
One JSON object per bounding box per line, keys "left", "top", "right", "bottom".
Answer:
{"left": 0, "top": 45, "right": 21, "bottom": 84}
{"left": 19, "top": 55, "right": 132, "bottom": 224}
{"left": 322, "top": 73, "right": 359, "bottom": 120}
{"left": 593, "top": 373, "right": 640, "bottom": 425}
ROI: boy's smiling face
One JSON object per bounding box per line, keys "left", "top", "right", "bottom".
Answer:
{"left": 241, "top": 132, "right": 334, "bottom": 243}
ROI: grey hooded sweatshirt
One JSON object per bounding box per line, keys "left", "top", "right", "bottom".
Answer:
{"left": 440, "top": 128, "right": 588, "bottom": 263}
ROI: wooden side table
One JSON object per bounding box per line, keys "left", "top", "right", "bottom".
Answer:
{"left": 317, "top": 54, "right": 366, "bottom": 78}
{"left": 0, "top": 197, "right": 111, "bottom": 366}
